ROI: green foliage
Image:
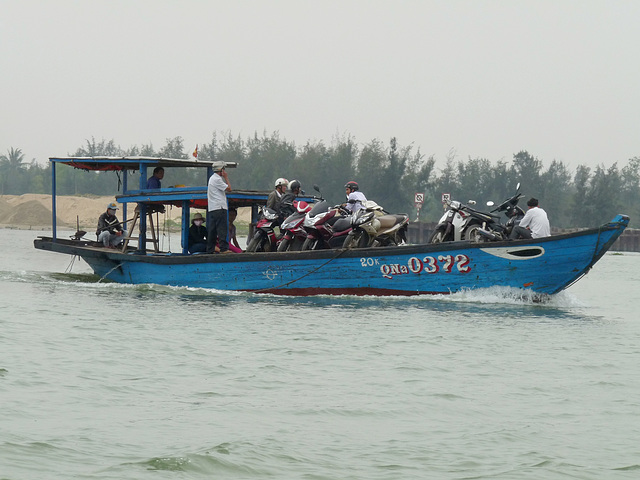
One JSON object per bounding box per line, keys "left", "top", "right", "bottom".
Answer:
{"left": 2, "top": 137, "right": 638, "bottom": 229}
{"left": 0, "top": 147, "right": 28, "bottom": 194}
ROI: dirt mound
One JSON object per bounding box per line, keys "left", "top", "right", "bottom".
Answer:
{"left": 0, "top": 197, "right": 13, "bottom": 219}
{"left": 2, "top": 199, "right": 55, "bottom": 226}
{"left": 0, "top": 194, "right": 252, "bottom": 229}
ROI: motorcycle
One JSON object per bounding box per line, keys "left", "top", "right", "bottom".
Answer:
{"left": 474, "top": 184, "right": 525, "bottom": 241}
{"left": 277, "top": 199, "right": 313, "bottom": 252}
{"left": 246, "top": 206, "right": 281, "bottom": 252}
{"left": 428, "top": 197, "right": 501, "bottom": 244}
{"left": 342, "top": 201, "right": 410, "bottom": 248}
{"left": 301, "top": 200, "right": 352, "bottom": 250}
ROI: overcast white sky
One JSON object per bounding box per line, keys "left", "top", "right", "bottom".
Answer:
{"left": 2, "top": 0, "right": 638, "bottom": 170}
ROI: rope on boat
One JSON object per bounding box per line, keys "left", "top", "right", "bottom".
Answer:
{"left": 252, "top": 248, "right": 349, "bottom": 294}
{"left": 592, "top": 225, "right": 604, "bottom": 263}
{"left": 64, "top": 255, "right": 80, "bottom": 273}
{"left": 563, "top": 222, "right": 609, "bottom": 292}
{"left": 98, "top": 262, "right": 124, "bottom": 283}
{"left": 163, "top": 205, "right": 171, "bottom": 252}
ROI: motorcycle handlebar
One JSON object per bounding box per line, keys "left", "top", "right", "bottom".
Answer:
{"left": 491, "top": 193, "right": 523, "bottom": 213}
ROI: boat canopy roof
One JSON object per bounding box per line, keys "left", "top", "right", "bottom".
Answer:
{"left": 117, "top": 188, "right": 289, "bottom": 209}
{"left": 49, "top": 156, "right": 316, "bottom": 209}
{"left": 49, "top": 156, "right": 237, "bottom": 172}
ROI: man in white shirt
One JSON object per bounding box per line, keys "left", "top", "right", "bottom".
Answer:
{"left": 206, "top": 162, "right": 232, "bottom": 253}
{"left": 343, "top": 181, "right": 367, "bottom": 214}
{"left": 510, "top": 197, "right": 550, "bottom": 239}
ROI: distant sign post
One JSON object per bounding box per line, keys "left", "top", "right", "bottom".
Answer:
{"left": 415, "top": 192, "right": 424, "bottom": 221}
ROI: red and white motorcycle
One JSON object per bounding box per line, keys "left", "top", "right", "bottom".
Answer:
{"left": 277, "top": 200, "right": 313, "bottom": 252}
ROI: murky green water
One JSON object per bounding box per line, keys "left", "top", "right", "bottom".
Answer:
{"left": 1, "top": 230, "right": 639, "bottom": 479}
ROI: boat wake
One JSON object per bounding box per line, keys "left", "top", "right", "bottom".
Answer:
{"left": 15, "top": 269, "right": 589, "bottom": 310}
{"left": 443, "top": 286, "right": 588, "bottom": 308}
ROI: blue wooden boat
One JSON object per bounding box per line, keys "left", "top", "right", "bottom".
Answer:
{"left": 33, "top": 156, "right": 629, "bottom": 297}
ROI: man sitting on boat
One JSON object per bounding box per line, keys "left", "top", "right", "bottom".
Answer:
{"left": 279, "top": 179, "right": 303, "bottom": 218}
{"left": 342, "top": 181, "right": 367, "bottom": 214}
{"left": 510, "top": 197, "right": 550, "bottom": 239}
{"left": 96, "top": 202, "right": 125, "bottom": 248}
{"left": 267, "top": 177, "right": 289, "bottom": 212}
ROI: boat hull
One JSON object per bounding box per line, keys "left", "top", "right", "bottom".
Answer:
{"left": 34, "top": 215, "right": 629, "bottom": 296}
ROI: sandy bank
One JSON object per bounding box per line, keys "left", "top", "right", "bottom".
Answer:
{"left": 0, "top": 194, "right": 251, "bottom": 231}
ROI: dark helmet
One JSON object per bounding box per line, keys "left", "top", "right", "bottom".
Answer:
{"left": 289, "top": 179, "right": 302, "bottom": 192}
{"left": 344, "top": 181, "right": 359, "bottom": 191}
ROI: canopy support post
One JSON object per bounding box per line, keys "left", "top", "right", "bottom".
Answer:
{"left": 52, "top": 161, "right": 57, "bottom": 241}
{"left": 182, "top": 201, "right": 190, "bottom": 254}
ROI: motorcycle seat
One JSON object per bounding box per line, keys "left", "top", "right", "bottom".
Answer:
{"left": 332, "top": 217, "right": 352, "bottom": 232}
{"left": 467, "top": 207, "right": 501, "bottom": 219}
{"left": 378, "top": 215, "right": 407, "bottom": 228}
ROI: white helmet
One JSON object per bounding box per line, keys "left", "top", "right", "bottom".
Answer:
{"left": 275, "top": 177, "right": 289, "bottom": 188}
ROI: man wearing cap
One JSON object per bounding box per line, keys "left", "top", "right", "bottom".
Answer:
{"left": 207, "top": 162, "right": 232, "bottom": 253}
{"left": 510, "top": 197, "right": 550, "bottom": 240}
{"left": 97, "top": 202, "right": 125, "bottom": 248}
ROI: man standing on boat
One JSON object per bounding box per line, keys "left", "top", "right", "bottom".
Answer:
{"left": 97, "top": 202, "right": 125, "bottom": 248}
{"left": 207, "top": 162, "right": 232, "bottom": 254}
{"left": 510, "top": 198, "right": 550, "bottom": 239}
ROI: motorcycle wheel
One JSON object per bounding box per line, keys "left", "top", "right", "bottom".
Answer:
{"left": 264, "top": 238, "right": 275, "bottom": 252}
{"left": 302, "top": 238, "right": 318, "bottom": 250}
{"left": 357, "top": 232, "right": 371, "bottom": 248}
{"left": 277, "top": 237, "right": 291, "bottom": 252}
{"left": 289, "top": 238, "right": 304, "bottom": 251}
{"left": 342, "top": 233, "right": 356, "bottom": 249}
{"left": 464, "top": 225, "right": 487, "bottom": 243}
{"left": 398, "top": 226, "right": 408, "bottom": 244}
{"left": 246, "top": 232, "right": 265, "bottom": 252}
{"left": 427, "top": 226, "right": 447, "bottom": 244}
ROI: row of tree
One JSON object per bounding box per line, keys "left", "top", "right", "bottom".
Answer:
{"left": 1, "top": 133, "right": 638, "bottom": 227}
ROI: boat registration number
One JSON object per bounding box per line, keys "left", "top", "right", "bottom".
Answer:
{"left": 360, "top": 255, "right": 471, "bottom": 279}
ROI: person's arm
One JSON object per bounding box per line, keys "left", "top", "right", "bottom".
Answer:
{"left": 220, "top": 170, "right": 231, "bottom": 192}
{"left": 96, "top": 214, "right": 106, "bottom": 235}
{"left": 187, "top": 225, "right": 195, "bottom": 246}
{"left": 519, "top": 210, "right": 533, "bottom": 230}
{"left": 266, "top": 192, "right": 276, "bottom": 210}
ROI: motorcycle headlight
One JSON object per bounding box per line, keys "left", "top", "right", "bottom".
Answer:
{"left": 304, "top": 215, "right": 322, "bottom": 227}
{"left": 281, "top": 219, "right": 297, "bottom": 230}
{"left": 354, "top": 211, "right": 374, "bottom": 226}
{"left": 263, "top": 210, "right": 278, "bottom": 220}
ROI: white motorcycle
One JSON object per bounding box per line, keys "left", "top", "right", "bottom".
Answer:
{"left": 342, "top": 201, "right": 410, "bottom": 249}
{"left": 428, "top": 197, "right": 501, "bottom": 244}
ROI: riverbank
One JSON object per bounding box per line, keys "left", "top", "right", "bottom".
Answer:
{"left": 0, "top": 194, "right": 251, "bottom": 231}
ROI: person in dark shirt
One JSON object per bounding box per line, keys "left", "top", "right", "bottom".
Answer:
{"left": 266, "top": 178, "right": 289, "bottom": 211}
{"left": 188, "top": 212, "right": 207, "bottom": 253}
{"left": 147, "top": 167, "right": 164, "bottom": 189}
{"left": 279, "top": 179, "right": 303, "bottom": 219}
{"left": 97, "top": 202, "right": 125, "bottom": 248}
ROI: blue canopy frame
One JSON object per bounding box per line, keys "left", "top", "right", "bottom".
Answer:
{"left": 48, "top": 156, "right": 314, "bottom": 254}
